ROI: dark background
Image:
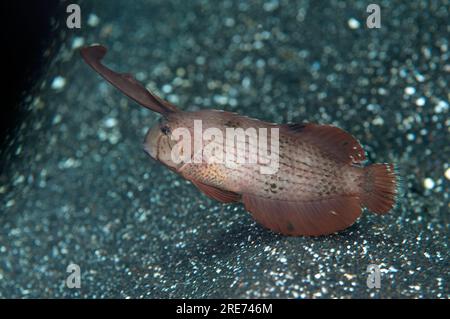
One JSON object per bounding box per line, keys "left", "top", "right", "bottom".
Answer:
{"left": 2, "top": 1, "right": 65, "bottom": 159}
{"left": 0, "top": 0, "right": 448, "bottom": 298}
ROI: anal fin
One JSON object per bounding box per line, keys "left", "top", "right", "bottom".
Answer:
{"left": 242, "top": 193, "right": 362, "bottom": 236}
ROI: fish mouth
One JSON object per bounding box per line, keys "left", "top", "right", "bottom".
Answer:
{"left": 143, "top": 133, "right": 163, "bottom": 161}
{"left": 143, "top": 126, "right": 159, "bottom": 159}
{"left": 142, "top": 142, "right": 153, "bottom": 157}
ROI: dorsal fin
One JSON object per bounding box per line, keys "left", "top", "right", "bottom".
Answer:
{"left": 80, "top": 45, "right": 178, "bottom": 115}
{"left": 190, "top": 180, "right": 241, "bottom": 203}
{"left": 282, "top": 123, "right": 366, "bottom": 164}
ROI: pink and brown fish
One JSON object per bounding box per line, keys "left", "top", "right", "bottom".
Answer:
{"left": 80, "top": 45, "right": 400, "bottom": 237}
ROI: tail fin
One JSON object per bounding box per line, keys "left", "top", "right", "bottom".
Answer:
{"left": 361, "top": 163, "right": 400, "bottom": 214}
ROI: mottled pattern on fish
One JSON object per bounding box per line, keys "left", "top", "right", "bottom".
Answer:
{"left": 177, "top": 111, "right": 360, "bottom": 200}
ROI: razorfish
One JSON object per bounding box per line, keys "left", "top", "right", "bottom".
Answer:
{"left": 81, "top": 45, "right": 400, "bottom": 237}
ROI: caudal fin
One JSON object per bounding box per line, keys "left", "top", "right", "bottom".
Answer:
{"left": 361, "top": 163, "right": 400, "bottom": 214}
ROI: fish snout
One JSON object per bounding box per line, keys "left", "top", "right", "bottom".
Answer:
{"left": 143, "top": 126, "right": 161, "bottom": 159}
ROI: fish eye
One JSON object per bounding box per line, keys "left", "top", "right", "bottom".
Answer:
{"left": 160, "top": 124, "right": 171, "bottom": 135}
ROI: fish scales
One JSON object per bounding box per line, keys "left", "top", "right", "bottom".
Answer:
{"left": 179, "top": 112, "right": 360, "bottom": 202}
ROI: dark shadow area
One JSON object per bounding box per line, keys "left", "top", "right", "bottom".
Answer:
{"left": 1, "top": 0, "right": 65, "bottom": 158}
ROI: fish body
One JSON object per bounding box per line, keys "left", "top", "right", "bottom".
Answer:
{"left": 81, "top": 45, "right": 400, "bottom": 236}
{"left": 151, "top": 109, "right": 360, "bottom": 200}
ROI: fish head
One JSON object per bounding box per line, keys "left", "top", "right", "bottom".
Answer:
{"left": 143, "top": 113, "right": 196, "bottom": 170}
{"left": 143, "top": 118, "right": 178, "bottom": 169}
{"left": 143, "top": 110, "right": 237, "bottom": 170}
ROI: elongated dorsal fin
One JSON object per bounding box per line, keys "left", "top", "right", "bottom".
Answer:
{"left": 80, "top": 45, "right": 178, "bottom": 115}
{"left": 282, "top": 123, "right": 366, "bottom": 164}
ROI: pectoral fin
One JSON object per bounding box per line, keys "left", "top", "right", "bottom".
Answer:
{"left": 190, "top": 180, "right": 241, "bottom": 203}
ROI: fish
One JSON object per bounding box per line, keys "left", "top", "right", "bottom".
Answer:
{"left": 80, "top": 44, "right": 400, "bottom": 237}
